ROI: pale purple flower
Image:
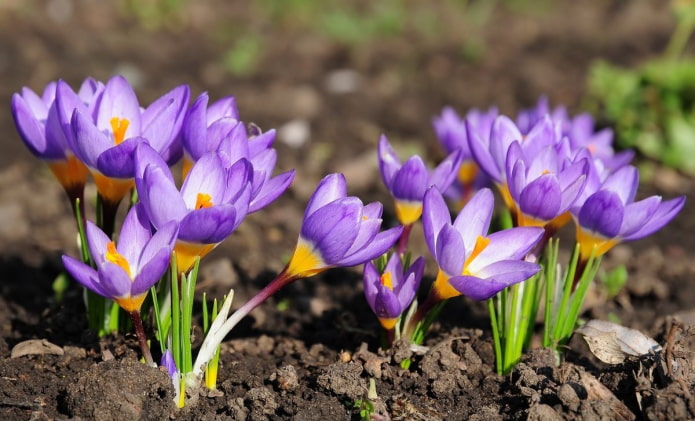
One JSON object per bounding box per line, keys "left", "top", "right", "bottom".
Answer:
{"left": 422, "top": 187, "right": 542, "bottom": 300}
{"left": 61, "top": 203, "right": 178, "bottom": 312}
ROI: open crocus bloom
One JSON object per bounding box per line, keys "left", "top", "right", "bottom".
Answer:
{"left": 285, "top": 173, "right": 403, "bottom": 279}
{"left": 572, "top": 165, "right": 685, "bottom": 261}
{"left": 62, "top": 204, "right": 178, "bottom": 312}
{"left": 60, "top": 75, "right": 189, "bottom": 205}
{"left": 181, "top": 92, "right": 294, "bottom": 213}
{"left": 378, "top": 134, "right": 461, "bottom": 225}
{"left": 135, "top": 143, "right": 252, "bottom": 272}
{"left": 363, "top": 253, "right": 425, "bottom": 330}
{"left": 422, "top": 187, "right": 543, "bottom": 301}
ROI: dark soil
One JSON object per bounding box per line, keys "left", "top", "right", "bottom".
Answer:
{"left": 0, "top": 1, "right": 694, "bottom": 420}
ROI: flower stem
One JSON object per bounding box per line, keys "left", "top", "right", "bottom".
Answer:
{"left": 129, "top": 310, "right": 155, "bottom": 367}
{"left": 396, "top": 223, "right": 413, "bottom": 256}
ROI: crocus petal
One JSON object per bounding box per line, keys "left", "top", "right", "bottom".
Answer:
{"left": 452, "top": 188, "right": 494, "bottom": 247}
{"left": 337, "top": 226, "right": 403, "bottom": 267}
{"left": 397, "top": 270, "right": 422, "bottom": 309}
{"left": 474, "top": 260, "right": 541, "bottom": 285}
{"left": 56, "top": 79, "right": 90, "bottom": 149}
{"left": 141, "top": 164, "right": 188, "bottom": 227}
{"left": 343, "top": 215, "right": 382, "bottom": 258}
{"left": 132, "top": 247, "right": 173, "bottom": 296}
{"left": 622, "top": 196, "right": 685, "bottom": 241}
{"left": 141, "top": 84, "right": 189, "bottom": 152}
{"left": 391, "top": 156, "right": 429, "bottom": 201}
{"left": 427, "top": 149, "right": 462, "bottom": 193}
{"left": 136, "top": 220, "right": 178, "bottom": 275}
{"left": 95, "top": 136, "right": 141, "bottom": 178}
{"left": 435, "top": 224, "right": 466, "bottom": 276}
{"left": 305, "top": 174, "right": 347, "bottom": 218}
{"left": 180, "top": 153, "right": 227, "bottom": 207}
{"left": 519, "top": 175, "right": 562, "bottom": 221}
{"left": 248, "top": 170, "right": 295, "bottom": 213}
{"left": 11, "top": 94, "right": 58, "bottom": 159}
{"left": 468, "top": 121, "right": 501, "bottom": 182}
{"left": 374, "top": 287, "right": 402, "bottom": 319}
{"left": 472, "top": 227, "right": 543, "bottom": 268}
{"left": 62, "top": 255, "right": 107, "bottom": 297}
{"left": 363, "top": 262, "right": 381, "bottom": 308}
{"left": 378, "top": 134, "right": 401, "bottom": 189}
{"left": 96, "top": 75, "right": 141, "bottom": 139}
{"left": 96, "top": 263, "right": 132, "bottom": 299}
{"left": 578, "top": 190, "right": 624, "bottom": 238}
{"left": 301, "top": 198, "right": 361, "bottom": 263}
{"left": 489, "top": 116, "right": 522, "bottom": 178}
{"left": 70, "top": 109, "right": 111, "bottom": 168}
{"left": 85, "top": 221, "right": 112, "bottom": 269}
{"left": 447, "top": 275, "right": 508, "bottom": 301}
{"left": 182, "top": 93, "right": 211, "bottom": 160}
{"left": 602, "top": 165, "right": 638, "bottom": 204}
{"left": 618, "top": 196, "right": 661, "bottom": 238}
{"left": 178, "top": 204, "right": 239, "bottom": 244}
{"left": 422, "top": 187, "right": 452, "bottom": 257}
{"left": 207, "top": 95, "right": 238, "bottom": 123}
{"left": 117, "top": 203, "right": 153, "bottom": 265}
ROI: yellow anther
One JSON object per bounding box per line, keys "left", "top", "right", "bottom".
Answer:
{"left": 110, "top": 117, "right": 130, "bottom": 145}
{"left": 105, "top": 242, "right": 132, "bottom": 277}
{"left": 195, "top": 192, "right": 213, "bottom": 209}
{"left": 380, "top": 271, "right": 394, "bottom": 291}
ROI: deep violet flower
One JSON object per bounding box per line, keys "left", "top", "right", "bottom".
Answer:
{"left": 181, "top": 92, "right": 295, "bottom": 213}
{"left": 62, "top": 203, "right": 178, "bottom": 312}
{"left": 59, "top": 75, "right": 189, "bottom": 205}
{"left": 135, "top": 143, "right": 252, "bottom": 272}
{"left": 11, "top": 79, "right": 93, "bottom": 204}
{"left": 363, "top": 254, "right": 425, "bottom": 329}
{"left": 378, "top": 134, "right": 462, "bottom": 225}
{"left": 422, "top": 187, "right": 542, "bottom": 301}
{"left": 285, "top": 173, "right": 403, "bottom": 278}
{"left": 572, "top": 165, "right": 685, "bottom": 260}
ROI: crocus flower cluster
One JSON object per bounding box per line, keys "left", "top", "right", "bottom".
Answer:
{"left": 436, "top": 97, "right": 686, "bottom": 259}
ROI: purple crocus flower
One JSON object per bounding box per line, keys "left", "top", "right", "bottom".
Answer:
{"left": 432, "top": 106, "right": 496, "bottom": 204}
{"left": 363, "top": 254, "right": 425, "bottom": 329}
{"left": 378, "top": 134, "right": 461, "bottom": 225}
{"left": 422, "top": 187, "right": 542, "bottom": 301}
{"left": 284, "top": 173, "right": 403, "bottom": 278}
{"left": 11, "top": 79, "right": 92, "bottom": 203}
{"left": 506, "top": 141, "right": 589, "bottom": 231}
{"left": 469, "top": 114, "right": 558, "bottom": 210}
{"left": 181, "top": 92, "right": 294, "bottom": 213}
{"left": 61, "top": 203, "right": 178, "bottom": 312}
{"left": 572, "top": 165, "right": 685, "bottom": 260}
{"left": 59, "top": 75, "right": 189, "bottom": 205}
{"left": 135, "top": 143, "right": 252, "bottom": 272}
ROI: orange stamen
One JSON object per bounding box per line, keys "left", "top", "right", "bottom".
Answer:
{"left": 110, "top": 117, "right": 130, "bottom": 145}
{"left": 380, "top": 271, "right": 394, "bottom": 291}
{"left": 195, "top": 193, "right": 213, "bottom": 209}
{"left": 105, "top": 242, "right": 132, "bottom": 277}
{"left": 464, "top": 235, "right": 490, "bottom": 269}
